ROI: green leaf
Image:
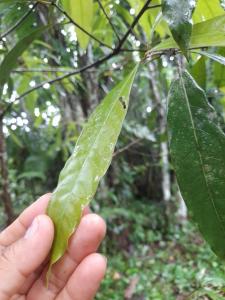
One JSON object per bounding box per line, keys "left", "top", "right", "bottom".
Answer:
{"left": 153, "top": 15, "right": 225, "bottom": 51}
{"left": 193, "top": 50, "right": 225, "bottom": 66}
{"left": 0, "top": 26, "right": 48, "bottom": 94}
{"left": 167, "top": 70, "right": 225, "bottom": 259}
{"left": 206, "top": 291, "right": 225, "bottom": 300}
{"left": 193, "top": 0, "right": 225, "bottom": 23}
{"left": 61, "top": 0, "right": 93, "bottom": 50}
{"left": 8, "top": 128, "right": 23, "bottom": 148}
{"left": 214, "top": 48, "right": 225, "bottom": 88}
{"left": 190, "top": 56, "right": 206, "bottom": 89}
{"left": 161, "top": 0, "right": 196, "bottom": 58}
{"left": 47, "top": 65, "right": 139, "bottom": 271}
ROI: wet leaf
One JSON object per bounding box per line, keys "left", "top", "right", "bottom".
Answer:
{"left": 162, "top": 0, "right": 196, "bottom": 58}
{"left": 47, "top": 65, "right": 138, "bottom": 271}
{"left": 193, "top": 50, "right": 225, "bottom": 66}
{"left": 167, "top": 70, "right": 225, "bottom": 259}
{"left": 153, "top": 15, "right": 225, "bottom": 51}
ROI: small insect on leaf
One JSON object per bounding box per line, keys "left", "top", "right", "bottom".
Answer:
{"left": 47, "top": 65, "right": 139, "bottom": 276}
{"left": 119, "top": 96, "right": 127, "bottom": 109}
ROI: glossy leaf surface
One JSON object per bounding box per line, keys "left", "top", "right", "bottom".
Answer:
{"left": 162, "top": 0, "right": 196, "bottom": 57}
{"left": 47, "top": 65, "right": 138, "bottom": 268}
{"left": 193, "top": 50, "right": 225, "bottom": 66}
{"left": 62, "top": 0, "right": 93, "bottom": 49}
{"left": 0, "top": 26, "right": 47, "bottom": 93}
{"left": 153, "top": 15, "right": 225, "bottom": 51}
{"left": 167, "top": 71, "right": 225, "bottom": 259}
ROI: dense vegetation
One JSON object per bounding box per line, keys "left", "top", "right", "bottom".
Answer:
{"left": 0, "top": 0, "right": 225, "bottom": 298}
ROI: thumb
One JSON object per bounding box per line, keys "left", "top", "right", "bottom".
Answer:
{"left": 0, "top": 215, "right": 54, "bottom": 299}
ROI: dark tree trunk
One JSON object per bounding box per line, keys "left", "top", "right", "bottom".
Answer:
{"left": 0, "top": 117, "right": 15, "bottom": 225}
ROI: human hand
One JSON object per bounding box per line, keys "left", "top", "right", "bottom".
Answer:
{"left": 0, "top": 193, "right": 107, "bottom": 299}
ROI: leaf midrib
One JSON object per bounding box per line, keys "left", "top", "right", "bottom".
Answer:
{"left": 179, "top": 74, "right": 225, "bottom": 236}
{"left": 70, "top": 74, "right": 132, "bottom": 197}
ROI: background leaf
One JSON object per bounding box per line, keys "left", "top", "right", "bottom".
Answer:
{"left": 214, "top": 48, "right": 225, "bottom": 88}
{"left": 47, "top": 65, "right": 139, "bottom": 270}
{"left": 61, "top": 0, "right": 93, "bottom": 50}
{"left": 193, "top": 50, "right": 225, "bottom": 66}
{"left": 153, "top": 15, "right": 225, "bottom": 51}
{"left": 167, "top": 71, "right": 225, "bottom": 259}
{"left": 162, "top": 0, "right": 196, "bottom": 57}
{"left": 0, "top": 25, "right": 48, "bottom": 94}
{"left": 193, "top": 0, "right": 225, "bottom": 23}
{"left": 190, "top": 56, "right": 206, "bottom": 89}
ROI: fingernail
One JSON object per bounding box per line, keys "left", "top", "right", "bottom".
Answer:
{"left": 25, "top": 217, "right": 39, "bottom": 239}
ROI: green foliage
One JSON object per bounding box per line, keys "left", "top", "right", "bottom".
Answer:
{"left": 194, "top": 50, "right": 225, "bottom": 66}
{"left": 162, "top": 0, "right": 196, "bottom": 58}
{"left": 190, "top": 56, "right": 206, "bottom": 89}
{"left": 167, "top": 71, "right": 225, "bottom": 259}
{"left": 1, "top": 0, "right": 225, "bottom": 297}
{"left": 47, "top": 66, "right": 138, "bottom": 270}
{"left": 153, "top": 15, "right": 225, "bottom": 51}
{"left": 95, "top": 198, "right": 225, "bottom": 299}
{"left": 0, "top": 25, "right": 48, "bottom": 94}
{"left": 61, "top": 0, "right": 94, "bottom": 49}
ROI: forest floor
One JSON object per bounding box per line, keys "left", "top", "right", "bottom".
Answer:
{"left": 95, "top": 200, "right": 225, "bottom": 300}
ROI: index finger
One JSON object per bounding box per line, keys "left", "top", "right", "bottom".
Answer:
{"left": 0, "top": 193, "right": 51, "bottom": 246}
{"left": 0, "top": 193, "right": 91, "bottom": 247}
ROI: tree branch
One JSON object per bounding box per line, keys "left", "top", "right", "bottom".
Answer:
{"left": 113, "top": 138, "right": 142, "bottom": 157}
{"left": 52, "top": 2, "right": 113, "bottom": 50}
{"left": 0, "top": 2, "right": 38, "bottom": 40}
{"left": 96, "top": 0, "right": 121, "bottom": 42}
{"left": 0, "top": 0, "right": 152, "bottom": 119}
{"left": 146, "top": 4, "right": 162, "bottom": 10}
{"left": 12, "top": 67, "right": 75, "bottom": 73}
{"left": 117, "top": 0, "right": 152, "bottom": 50}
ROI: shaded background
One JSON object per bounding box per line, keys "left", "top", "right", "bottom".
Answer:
{"left": 0, "top": 1, "right": 225, "bottom": 299}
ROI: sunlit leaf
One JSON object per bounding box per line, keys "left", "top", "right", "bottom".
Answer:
{"left": 153, "top": 15, "right": 225, "bottom": 51}
{"left": 193, "top": 0, "right": 225, "bottom": 23}
{"left": 61, "top": 0, "right": 93, "bottom": 50}
{"left": 167, "top": 70, "right": 225, "bottom": 259}
{"left": 161, "top": 0, "right": 196, "bottom": 58}
{"left": 47, "top": 65, "right": 139, "bottom": 272}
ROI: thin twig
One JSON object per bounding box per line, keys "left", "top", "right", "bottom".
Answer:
{"left": 120, "top": 48, "right": 146, "bottom": 53}
{"left": 113, "top": 138, "right": 142, "bottom": 157}
{"left": 52, "top": 2, "right": 113, "bottom": 50}
{"left": 12, "top": 68, "right": 75, "bottom": 73}
{"left": 96, "top": 0, "right": 120, "bottom": 42}
{"left": 146, "top": 4, "right": 162, "bottom": 10}
{"left": 1, "top": 54, "right": 113, "bottom": 119}
{"left": 0, "top": 2, "right": 38, "bottom": 40}
{"left": 117, "top": 0, "right": 152, "bottom": 50}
